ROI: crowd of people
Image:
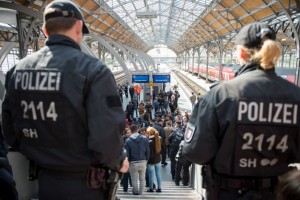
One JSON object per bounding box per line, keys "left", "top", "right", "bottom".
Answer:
{"left": 122, "top": 84, "right": 182, "bottom": 128}
{"left": 120, "top": 112, "right": 192, "bottom": 195}
{"left": 118, "top": 82, "right": 193, "bottom": 195}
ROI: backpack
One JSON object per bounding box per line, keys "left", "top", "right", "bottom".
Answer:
{"left": 171, "top": 128, "right": 184, "bottom": 149}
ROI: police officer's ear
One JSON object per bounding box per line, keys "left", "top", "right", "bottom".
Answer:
{"left": 42, "top": 25, "right": 49, "bottom": 38}
{"left": 236, "top": 45, "right": 249, "bottom": 65}
{"left": 75, "top": 20, "right": 83, "bottom": 36}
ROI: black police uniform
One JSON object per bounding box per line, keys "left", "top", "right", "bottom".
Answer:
{"left": 2, "top": 35, "right": 126, "bottom": 200}
{"left": 153, "top": 123, "right": 167, "bottom": 165}
{"left": 183, "top": 62, "right": 300, "bottom": 200}
{"left": 169, "top": 127, "right": 184, "bottom": 180}
{"left": 175, "top": 140, "right": 191, "bottom": 186}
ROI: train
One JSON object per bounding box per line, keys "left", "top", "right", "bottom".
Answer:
{"left": 188, "top": 63, "right": 296, "bottom": 83}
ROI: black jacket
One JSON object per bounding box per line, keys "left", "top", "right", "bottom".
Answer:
{"left": 183, "top": 62, "right": 300, "bottom": 177}
{"left": 2, "top": 35, "right": 126, "bottom": 172}
{"left": 153, "top": 124, "right": 166, "bottom": 143}
{"left": 148, "top": 135, "right": 161, "bottom": 165}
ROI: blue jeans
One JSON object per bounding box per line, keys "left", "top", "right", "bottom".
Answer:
{"left": 147, "top": 163, "right": 161, "bottom": 190}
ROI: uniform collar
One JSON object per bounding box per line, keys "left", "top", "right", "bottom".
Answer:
{"left": 234, "top": 62, "right": 258, "bottom": 77}
{"left": 235, "top": 62, "right": 276, "bottom": 78}
{"left": 45, "top": 34, "right": 81, "bottom": 50}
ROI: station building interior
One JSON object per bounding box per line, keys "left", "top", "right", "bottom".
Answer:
{"left": 0, "top": 0, "right": 300, "bottom": 199}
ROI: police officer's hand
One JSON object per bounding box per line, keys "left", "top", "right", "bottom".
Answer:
{"left": 119, "top": 157, "right": 129, "bottom": 173}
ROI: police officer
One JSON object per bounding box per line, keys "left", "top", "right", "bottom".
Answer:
{"left": 175, "top": 140, "right": 192, "bottom": 186}
{"left": 123, "top": 83, "right": 129, "bottom": 98}
{"left": 183, "top": 22, "right": 300, "bottom": 200}
{"left": 2, "top": 1, "right": 128, "bottom": 200}
{"left": 169, "top": 121, "right": 184, "bottom": 181}
{"left": 118, "top": 84, "right": 123, "bottom": 102}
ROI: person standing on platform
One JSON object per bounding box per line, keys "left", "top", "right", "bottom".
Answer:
{"left": 129, "top": 86, "right": 134, "bottom": 100}
{"left": 138, "top": 102, "right": 145, "bottom": 116}
{"left": 145, "top": 100, "right": 153, "bottom": 119}
{"left": 134, "top": 84, "right": 142, "bottom": 101}
{"left": 183, "top": 22, "right": 300, "bottom": 200}
{"left": 173, "top": 89, "right": 180, "bottom": 109}
{"left": 121, "top": 128, "right": 132, "bottom": 192}
{"left": 153, "top": 97, "right": 160, "bottom": 113}
{"left": 118, "top": 84, "right": 123, "bottom": 102}
{"left": 126, "top": 101, "right": 134, "bottom": 120}
{"left": 169, "top": 95, "right": 176, "bottom": 115}
{"left": 169, "top": 121, "right": 184, "bottom": 180}
{"left": 123, "top": 83, "right": 129, "bottom": 99}
{"left": 124, "top": 125, "right": 150, "bottom": 195}
{"left": 189, "top": 92, "right": 196, "bottom": 109}
{"left": 2, "top": 1, "right": 128, "bottom": 200}
{"left": 153, "top": 119, "right": 167, "bottom": 166}
{"left": 146, "top": 127, "right": 162, "bottom": 193}
{"left": 132, "top": 97, "right": 139, "bottom": 118}
{"left": 175, "top": 140, "right": 192, "bottom": 186}
{"left": 164, "top": 121, "right": 174, "bottom": 158}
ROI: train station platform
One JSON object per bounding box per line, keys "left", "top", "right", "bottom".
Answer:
{"left": 118, "top": 73, "right": 203, "bottom": 200}
{"left": 120, "top": 70, "right": 201, "bottom": 116}
{"left": 116, "top": 159, "right": 201, "bottom": 200}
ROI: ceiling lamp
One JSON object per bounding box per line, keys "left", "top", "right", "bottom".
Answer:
{"left": 136, "top": 11, "right": 158, "bottom": 19}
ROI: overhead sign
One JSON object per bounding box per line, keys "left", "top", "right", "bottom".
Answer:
{"left": 132, "top": 75, "right": 149, "bottom": 83}
{"left": 153, "top": 74, "right": 170, "bottom": 83}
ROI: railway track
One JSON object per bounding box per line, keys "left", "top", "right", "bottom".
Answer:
{"left": 113, "top": 71, "right": 127, "bottom": 86}
{"left": 173, "top": 70, "right": 209, "bottom": 95}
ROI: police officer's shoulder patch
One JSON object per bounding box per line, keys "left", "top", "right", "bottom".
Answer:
{"left": 106, "top": 95, "right": 122, "bottom": 108}
{"left": 185, "top": 123, "right": 195, "bottom": 143}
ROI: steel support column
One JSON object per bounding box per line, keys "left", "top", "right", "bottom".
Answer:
{"left": 123, "top": 45, "right": 148, "bottom": 72}
{"left": 276, "top": 0, "right": 300, "bottom": 85}
{"left": 89, "top": 32, "right": 132, "bottom": 84}
{"left": 198, "top": 47, "right": 204, "bottom": 78}
{"left": 81, "top": 42, "right": 98, "bottom": 57}
{"left": 0, "top": 42, "right": 17, "bottom": 67}
{"left": 110, "top": 40, "right": 140, "bottom": 72}
{"left": 16, "top": 12, "right": 25, "bottom": 59}
{"left": 192, "top": 47, "right": 196, "bottom": 75}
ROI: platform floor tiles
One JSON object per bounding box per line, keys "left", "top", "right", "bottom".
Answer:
{"left": 117, "top": 161, "right": 201, "bottom": 200}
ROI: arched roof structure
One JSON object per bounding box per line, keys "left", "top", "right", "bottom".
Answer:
{"left": 0, "top": 0, "right": 298, "bottom": 55}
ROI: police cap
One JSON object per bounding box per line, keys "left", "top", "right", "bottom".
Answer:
{"left": 235, "top": 22, "right": 276, "bottom": 48}
{"left": 44, "top": 0, "right": 89, "bottom": 34}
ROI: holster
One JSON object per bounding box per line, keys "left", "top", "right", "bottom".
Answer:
{"left": 201, "top": 165, "right": 219, "bottom": 200}
{"left": 28, "top": 159, "right": 38, "bottom": 181}
{"left": 201, "top": 165, "right": 215, "bottom": 189}
{"left": 106, "top": 170, "right": 122, "bottom": 200}
{"left": 86, "top": 166, "right": 122, "bottom": 200}
{"left": 86, "top": 166, "right": 107, "bottom": 190}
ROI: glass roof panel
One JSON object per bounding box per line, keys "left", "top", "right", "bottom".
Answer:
{"left": 103, "top": 0, "right": 213, "bottom": 48}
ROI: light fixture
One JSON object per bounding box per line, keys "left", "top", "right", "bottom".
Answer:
{"left": 136, "top": 11, "right": 158, "bottom": 19}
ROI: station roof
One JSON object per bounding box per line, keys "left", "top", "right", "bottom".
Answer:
{"left": 2, "top": 0, "right": 300, "bottom": 54}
